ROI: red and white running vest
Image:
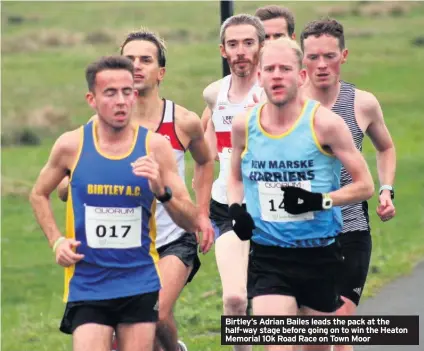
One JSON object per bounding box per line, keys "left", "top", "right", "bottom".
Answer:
{"left": 155, "top": 99, "right": 187, "bottom": 248}
{"left": 211, "top": 75, "right": 263, "bottom": 204}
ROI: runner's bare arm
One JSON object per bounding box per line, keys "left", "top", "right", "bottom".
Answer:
{"left": 148, "top": 133, "right": 199, "bottom": 233}
{"left": 227, "top": 111, "right": 247, "bottom": 205}
{"left": 192, "top": 116, "right": 218, "bottom": 190}
{"left": 57, "top": 115, "right": 97, "bottom": 202}
{"left": 200, "top": 106, "right": 211, "bottom": 132}
{"left": 192, "top": 108, "right": 217, "bottom": 193}
{"left": 202, "top": 79, "right": 222, "bottom": 159}
{"left": 315, "top": 108, "right": 374, "bottom": 206}
{"left": 204, "top": 111, "right": 218, "bottom": 159}
{"left": 57, "top": 176, "right": 70, "bottom": 202}
{"left": 192, "top": 79, "right": 220, "bottom": 192}
{"left": 30, "top": 130, "right": 81, "bottom": 247}
{"left": 358, "top": 90, "right": 396, "bottom": 190}
{"left": 178, "top": 109, "right": 215, "bottom": 252}
{"left": 192, "top": 79, "right": 221, "bottom": 191}
{"left": 359, "top": 90, "right": 396, "bottom": 220}
{"left": 180, "top": 110, "right": 214, "bottom": 216}
{"left": 203, "top": 79, "right": 222, "bottom": 111}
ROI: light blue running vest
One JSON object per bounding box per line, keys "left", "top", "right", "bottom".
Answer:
{"left": 241, "top": 100, "right": 343, "bottom": 248}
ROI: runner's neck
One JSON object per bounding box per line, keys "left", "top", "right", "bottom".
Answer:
{"left": 305, "top": 80, "right": 341, "bottom": 109}
{"left": 227, "top": 69, "right": 258, "bottom": 104}
{"left": 132, "top": 88, "right": 164, "bottom": 126}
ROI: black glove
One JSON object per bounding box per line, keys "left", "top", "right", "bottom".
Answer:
{"left": 228, "top": 203, "right": 255, "bottom": 241}
{"left": 281, "top": 186, "right": 328, "bottom": 215}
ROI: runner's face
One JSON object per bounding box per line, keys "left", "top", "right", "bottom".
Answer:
{"left": 259, "top": 46, "right": 305, "bottom": 107}
{"left": 221, "top": 24, "right": 261, "bottom": 78}
{"left": 302, "top": 34, "right": 347, "bottom": 89}
{"left": 263, "top": 17, "right": 291, "bottom": 41}
{"left": 122, "top": 40, "right": 165, "bottom": 95}
{"left": 87, "top": 69, "right": 137, "bottom": 130}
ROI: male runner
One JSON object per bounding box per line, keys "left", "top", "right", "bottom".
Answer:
{"left": 58, "top": 30, "right": 215, "bottom": 351}
{"left": 29, "top": 56, "right": 199, "bottom": 351}
{"left": 198, "top": 6, "right": 296, "bottom": 132}
{"left": 254, "top": 4, "right": 296, "bottom": 41}
{"left": 300, "top": 18, "right": 396, "bottom": 351}
{"left": 195, "top": 15, "right": 265, "bottom": 351}
{"left": 227, "top": 38, "right": 374, "bottom": 351}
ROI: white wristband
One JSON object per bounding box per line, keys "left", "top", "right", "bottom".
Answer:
{"left": 52, "top": 237, "right": 65, "bottom": 253}
{"left": 379, "top": 185, "right": 393, "bottom": 193}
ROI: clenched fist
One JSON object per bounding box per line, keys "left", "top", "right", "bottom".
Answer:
{"left": 132, "top": 153, "right": 164, "bottom": 196}
{"left": 55, "top": 238, "right": 85, "bottom": 267}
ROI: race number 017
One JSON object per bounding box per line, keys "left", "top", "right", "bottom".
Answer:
{"left": 95, "top": 225, "right": 131, "bottom": 238}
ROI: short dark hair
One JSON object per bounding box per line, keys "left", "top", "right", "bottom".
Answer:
{"left": 85, "top": 56, "right": 134, "bottom": 92}
{"left": 120, "top": 29, "right": 167, "bottom": 67}
{"left": 255, "top": 5, "right": 295, "bottom": 37}
{"left": 300, "top": 18, "right": 345, "bottom": 51}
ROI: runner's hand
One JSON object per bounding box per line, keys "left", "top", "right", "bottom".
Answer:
{"left": 281, "top": 186, "right": 324, "bottom": 214}
{"left": 55, "top": 239, "right": 84, "bottom": 267}
{"left": 228, "top": 203, "right": 255, "bottom": 241}
{"left": 246, "top": 93, "right": 260, "bottom": 109}
{"left": 132, "top": 153, "right": 164, "bottom": 196}
{"left": 196, "top": 214, "right": 214, "bottom": 254}
{"left": 376, "top": 191, "right": 395, "bottom": 222}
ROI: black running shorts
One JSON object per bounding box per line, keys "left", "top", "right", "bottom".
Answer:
{"left": 59, "top": 291, "right": 159, "bottom": 335}
{"left": 210, "top": 199, "right": 247, "bottom": 240}
{"left": 335, "top": 230, "right": 372, "bottom": 305}
{"left": 157, "top": 232, "right": 201, "bottom": 283}
{"left": 248, "top": 240, "right": 345, "bottom": 313}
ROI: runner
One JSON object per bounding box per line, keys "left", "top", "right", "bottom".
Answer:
{"left": 227, "top": 37, "right": 375, "bottom": 351}
{"left": 255, "top": 5, "right": 296, "bottom": 41}
{"left": 30, "top": 55, "right": 199, "bottom": 351}
{"left": 58, "top": 30, "right": 215, "bottom": 351}
{"left": 198, "top": 5, "right": 295, "bottom": 133}
{"left": 300, "top": 18, "right": 396, "bottom": 351}
{"left": 196, "top": 14, "right": 265, "bottom": 351}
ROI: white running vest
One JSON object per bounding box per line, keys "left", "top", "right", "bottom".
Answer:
{"left": 155, "top": 99, "right": 187, "bottom": 248}
{"left": 211, "top": 75, "right": 263, "bottom": 204}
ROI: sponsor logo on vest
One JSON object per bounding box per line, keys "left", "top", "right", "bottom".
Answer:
{"left": 264, "top": 181, "right": 303, "bottom": 189}
{"left": 222, "top": 115, "right": 234, "bottom": 125}
{"left": 94, "top": 207, "right": 135, "bottom": 215}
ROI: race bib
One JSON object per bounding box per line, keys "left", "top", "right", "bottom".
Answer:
{"left": 219, "top": 147, "right": 232, "bottom": 176}
{"left": 85, "top": 205, "right": 142, "bottom": 249}
{"left": 258, "top": 181, "right": 314, "bottom": 222}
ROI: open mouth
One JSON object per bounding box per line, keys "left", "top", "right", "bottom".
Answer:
{"left": 271, "top": 84, "right": 285, "bottom": 93}
{"left": 114, "top": 111, "right": 127, "bottom": 119}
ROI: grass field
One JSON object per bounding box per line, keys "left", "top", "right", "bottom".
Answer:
{"left": 2, "top": 1, "right": 424, "bottom": 350}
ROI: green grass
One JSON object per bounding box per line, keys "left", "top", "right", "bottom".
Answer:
{"left": 2, "top": 1, "right": 424, "bottom": 350}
